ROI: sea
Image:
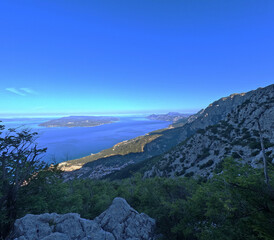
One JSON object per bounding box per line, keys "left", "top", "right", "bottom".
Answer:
{"left": 0, "top": 116, "right": 171, "bottom": 164}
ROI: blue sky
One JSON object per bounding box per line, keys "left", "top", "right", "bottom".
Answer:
{"left": 0, "top": 0, "right": 273, "bottom": 116}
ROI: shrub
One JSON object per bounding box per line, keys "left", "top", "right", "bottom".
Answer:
{"left": 185, "top": 171, "right": 194, "bottom": 177}
{"left": 199, "top": 160, "right": 214, "bottom": 169}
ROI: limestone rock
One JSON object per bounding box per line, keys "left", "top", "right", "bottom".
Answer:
{"left": 9, "top": 198, "right": 155, "bottom": 240}
{"left": 95, "top": 197, "right": 155, "bottom": 240}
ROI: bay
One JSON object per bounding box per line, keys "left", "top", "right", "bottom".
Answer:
{"left": 1, "top": 117, "right": 171, "bottom": 163}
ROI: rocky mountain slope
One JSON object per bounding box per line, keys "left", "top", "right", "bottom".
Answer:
{"left": 59, "top": 84, "right": 274, "bottom": 180}
{"left": 9, "top": 198, "right": 156, "bottom": 240}
{"left": 144, "top": 84, "right": 274, "bottom": 178}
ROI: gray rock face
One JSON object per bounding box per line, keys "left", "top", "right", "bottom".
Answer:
{"left": 95, "top": 198, "right": 155, "bottom": 240}
{"left": 9, "top": 198, "right": 155, "bottom": 240}
{"left": 144, "top": 84, "right": 274, "bottom": 178}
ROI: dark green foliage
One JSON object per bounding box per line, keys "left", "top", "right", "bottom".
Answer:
{"left": 242, "top": 127, "right": 249, "bottom": 133}
{"left": 1, "top": 125, "right": 274, "bottom": 240}
{"left": 179, "top": 156, "right": 186, "bottom": 163}
{"left": 242, "top": 131, "right": 251, "bottom": 139}
{"left": 249, "top": 141, "right": 261, "bottom": 149}
{"left": 214, "top": 160, "right": 224, "bottom": 174}
{"left": 214, "top": 150, "right": 219, "bottom": 155}
{"left": 264, "top": 139, "right": 274, "bottom": 148}
{"left": 252, "top": 130, "right": 260, "bottom": 137}
{"left": 241, "top": 99, "right": 251, "bottom": 108}
{"left": 0, "top": 124, "right": 47, "bottom": 238}
{"left": 197, "top": 148, "right": 210, "bottom": 161}
{"left": 197, "top": 129, "right": 205, "bottom": 134}
{"left": 171, "top": 158, "right": 274, "bottom": 240}
{"left": 251, "top": 150, "right": 260, "bottom": 157}
{"left": 199, "top": 160, "right": 214, "bottom": 169}
{"left": 12, "top": 158, "right": 274, "bottom": 240}
{"left": 185, "top": 171, "right": 194, "bottom": 177}
{"left": 231, "top": 152, "right": 241, "bottom": 159}
{"left": 209, "top": 125, "right": 218, "bottom": 134}
{"left": 225, "top": 147, "right": 230, "bottom": 154}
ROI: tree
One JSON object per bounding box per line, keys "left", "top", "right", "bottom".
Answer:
{"left": 0, "top": 122, "right": 47, "bottom": 237}
{"left": 256, "top": 118, "right": 269, "bottom": 185}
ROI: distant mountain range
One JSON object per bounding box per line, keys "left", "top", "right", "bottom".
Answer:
{"left": 147, "top": 112, "right": 191, "bottom": 123}
{"left": 39, "top": 116, "right": 119, "bottom": 128}
{"left": 58, "top": 84, "right": 274, "bottom": 181}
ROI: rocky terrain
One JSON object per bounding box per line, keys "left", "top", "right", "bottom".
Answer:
{"left": 9, "top": 198, "right": 156, "bottom": 240}
{"left": 39, "top": 116, "right": 119, "bottom": 128}
{"left": 144, "top": 84, "right": 274, "bottom": 178}
{"left": 59, "top": 84, "right": 274, "bottom": 180}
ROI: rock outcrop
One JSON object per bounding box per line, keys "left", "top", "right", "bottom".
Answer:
{"left": 95, "top": 198, "right": 155, "bottom": 240}
{"left": 9, "top": 198, "right": 155, "bottom": 240}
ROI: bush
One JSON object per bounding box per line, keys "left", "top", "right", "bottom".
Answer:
{"left": 185, "top": 171, "right": 194, "bottom": 177}
{"left": 232, "top": 152, "right": 241, "bottom": 159}
{"left": 249, "top": 141, "right": 261, "bottom": 149}
{"left": 3, "top": 151, "right": 274, "bottom": 240}
{"left": 199, "top": 160, "right": 214, "bottom": 169}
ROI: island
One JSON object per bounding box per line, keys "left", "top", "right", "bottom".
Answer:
{"left": 39, "top": 116, "right": 119, "bottom": 128}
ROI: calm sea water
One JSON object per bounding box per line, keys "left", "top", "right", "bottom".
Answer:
{"left": 1, "top": 117, "right": 171, "bottom": 163}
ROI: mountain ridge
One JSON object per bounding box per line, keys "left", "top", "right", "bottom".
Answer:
{"left": 147, "top": 112, "right": 191, "bottom": 123}
{"left": 58, "top": 84, "right": 274, "bottom": 180}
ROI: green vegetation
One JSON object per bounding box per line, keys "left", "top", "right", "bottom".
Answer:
{"left": 3, "top": 158, "right": 272, "bottom": 240}
{"left": 232, "top": 152, "right": 241, "bottom": 159}
{"left": 199, "top": 159, "right": 214, "bottom": 169}
{"left": 60, "top": 133, "right": 162, "bottom": 170}
{"left": 1, "top": 124, "right": 274, "bottom": 239}
{"left": 197, "top": 148, "right": 210, "bottom": 162}
{"left": 0, "top": 124, "right": 47, "bottom": 237}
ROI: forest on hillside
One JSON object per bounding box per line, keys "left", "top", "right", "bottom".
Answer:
{"left": 0, "top": 124, "right": 273, "bottom": 239}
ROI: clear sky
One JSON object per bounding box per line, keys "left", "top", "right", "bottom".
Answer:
{"left": 0, "top": 0, "right": 273, "bottom": 116}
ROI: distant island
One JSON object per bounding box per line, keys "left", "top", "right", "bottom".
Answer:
{"left": 147, "top": 112, "right": 191, "bottom": 122}
{"left": 39, "top": 116, "right": 119, "bottom": 128}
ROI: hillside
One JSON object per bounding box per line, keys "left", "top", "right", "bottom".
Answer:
{"left": 59, "top": 84, "right": 274, "bottom": 180}
{"left": 143, "top": 84, "right": 274, "bottom": 178}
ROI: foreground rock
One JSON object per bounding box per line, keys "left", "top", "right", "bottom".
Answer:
{"left": 9, "top": 198, "right": 156, "bottom": 240}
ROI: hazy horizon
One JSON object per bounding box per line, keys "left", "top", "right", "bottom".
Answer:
{"left": 0, "top": 110, "right": 197, "bottom": 119}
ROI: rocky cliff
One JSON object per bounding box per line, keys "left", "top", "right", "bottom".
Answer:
{"left": 9, "top": 198, "right": 156, "bottom": 240}
{"left": 144, "top": 84, "right": 274, "bottom": 178}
